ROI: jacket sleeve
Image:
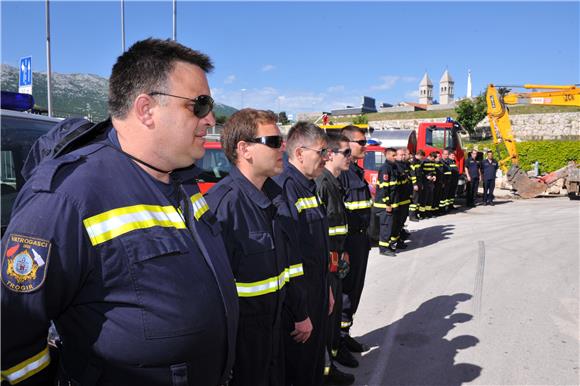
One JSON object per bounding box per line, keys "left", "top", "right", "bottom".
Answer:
{"left": 2, "top": 191, "right": 90, "bottom": 385}
{"left": 316, "top": 179, "right": 347, "bottom": 253}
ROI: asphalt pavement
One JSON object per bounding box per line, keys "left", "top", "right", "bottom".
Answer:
{"left": 345, "top": 197, "right": 579, "bottom": 386}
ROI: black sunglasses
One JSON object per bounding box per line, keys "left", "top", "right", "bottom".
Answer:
{"left": 332, "top": 148, "right": 352, "bottom": 157}
{"left": 149, "top": 91, "right": 214, "bottom": 119}
{"left": 350, "top": 139, "right": 367, "bottom": 146}
{"left": 301, "top": 146, "right": 329, "bottom": 158}
{"left": 247, "top": 135, "right": 284, "bottom": 149}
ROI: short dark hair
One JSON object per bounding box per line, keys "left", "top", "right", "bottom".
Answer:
{"left": 221, "top": 108, "right": 278, "bottom": 163}
{"left": 326, "top": 133, "right": 349, "bottom": 151}
{"left": 386, "top": 147, "right": 397, "bottom": 155}
{"left": 416, "top": 149, "right": 426, "bottom": 156}
{"left": 286, "top": 121, "right": 327, "bottom": 160}
{"left": 109, "top": 38, "right": 213, "bottom": 118}
{"left": 340, "top": 125, "right": 366, "bottom": 140}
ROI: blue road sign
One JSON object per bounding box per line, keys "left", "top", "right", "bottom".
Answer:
{"left": 19, "top": 57, "right": 32, "bottom": 87}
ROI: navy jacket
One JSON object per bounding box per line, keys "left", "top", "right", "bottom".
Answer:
{"left": 481, "top": 159, "right": 499, "bottom": 180}
{"left": 206, "top": 166, "right": 307, "bottom": 323}
{"left": 315, "top": 169, "right": 348, "bottom": 254}
{"left": 466, "top": 157, "right": 481, "bottom": 179}
{"left": 1, "top": 127, "right": 238, "bottom": 386}
{"left": 339, "top": 163, "right": 372, "bottom": 232}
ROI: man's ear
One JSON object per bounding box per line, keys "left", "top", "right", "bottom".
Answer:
{"left": 134, "top": 94, "right": 155, "bottom": 127}
{"left": 237, "top": 140, "right": 251, "bottom": 161}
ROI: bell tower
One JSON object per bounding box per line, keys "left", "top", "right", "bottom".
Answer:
{"left": 419, "top": 72, "right": 433, "bottom": 105}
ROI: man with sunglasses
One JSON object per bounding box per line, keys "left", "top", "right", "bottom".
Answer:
{"left": 315, "top": 133, "right": 356, "bottom": 385}
{"left": 2, "top": 39, "right": 238, "bottom": 386}
{"left": 338, "top": 125, "right": 372, "bottom": 359}
{"left": 274, "top": 122, "right": 331, "bottom": 386}
{"left": 206, "top": 109, "right": 309, "bottom": 386}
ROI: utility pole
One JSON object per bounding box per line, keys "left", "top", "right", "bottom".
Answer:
{"left": 172, "top": 0, "right": 177, "bottom": 41}
{"left": 45, "top": 0, "right": 52, "bottom": 117}
{"left": 121, "top": 0, "right": 126, "bottom": 52}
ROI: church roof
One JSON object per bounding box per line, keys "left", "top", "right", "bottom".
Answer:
{"left": 440, "top": 69, "right": 454, "bottom": 83}
{"left": 419, "top": 72, "right": 433, "bottom": 87}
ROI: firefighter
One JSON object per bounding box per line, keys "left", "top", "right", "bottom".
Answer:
{"left": 315, "top": 133, "right": 356, "bottom": 385}
{"left": 421, "top": 152, "right": 438, "bottom": 217}
{"left": 465, "top": 149, "right": 482, "bottom": 207}
{"left": 375, "top": 148, "right": 399, "bottom": 256}
{"left": 394, "top": 148, "right": 412, "bottom": 245}
{"left": 1, "top": 39, "right": 239, "bottom": 386}
{"left": 338, "top": 125, "right": 372, "bottom": 364}
{"left": 448, "top": 151, "right": 460, "bottom": 209}
{"left": 433, "top": 152, "right": 446, "bottom": 215}
{"left": 274, "top": 122, "right": 331, "bottom": 386}
{"left": 441, "top": 149, "right": 453, "bottom": 212}
{"left": 206, "top": 109, "right": 310, "bottom": 386}
{"left": 481, "top": 150, "right": 500, "bottom": 205}
{"left": 409, "top": 150, "right": 425, "bottom": 221}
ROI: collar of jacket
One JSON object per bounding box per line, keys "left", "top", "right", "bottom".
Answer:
{"left": 229, "top": 165, "right": 282, "bottom": 209}
{"left": 350, "top": 162, "right": 365, "bottom": 179}
{"left": 287, "top": 162, "right": 317, "bottom": 193}
{"left": 321, "top": 168, "right": 342, "bottom": 190}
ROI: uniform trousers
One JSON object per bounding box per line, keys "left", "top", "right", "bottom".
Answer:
{"left": 466, "top": 178, "right": 479, "bottom": 206}
{"left": 483, "top": 178, "right": 495, "bottom": 203}
{"left": 341, "top": 231, "right": 370, "bottom": 334}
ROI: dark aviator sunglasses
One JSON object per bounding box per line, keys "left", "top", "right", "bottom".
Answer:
{"left": 332, "top": 148, "right": 352, "bottom": 157}
{"left": 247, "top": 135, "right": 284, "bottom": 149}
{"left": 149, "top": 91, "right": 214, "bottom": 119}
{"left": 350, "top": 139, "right": 367, "bottom": 146}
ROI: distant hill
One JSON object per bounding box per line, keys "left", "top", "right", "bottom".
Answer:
{"left": 1, "top": 64, "right": 237, "bottom": 121}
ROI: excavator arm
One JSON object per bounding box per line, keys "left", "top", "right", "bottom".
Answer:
{"left": 485, "top": 83, "right": 580, "bottom": 198}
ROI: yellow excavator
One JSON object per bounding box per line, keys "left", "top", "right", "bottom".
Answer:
{"left": 485, "top": 83, "right": 580, "bottom": 198}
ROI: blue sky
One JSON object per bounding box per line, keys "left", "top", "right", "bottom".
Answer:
{"left": 2, "top": 1, "right": 579, "bottom": 116}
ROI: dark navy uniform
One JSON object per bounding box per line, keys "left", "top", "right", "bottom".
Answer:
{"left": 420, "top": 159, "right": 437, "bottom": 215}
{"left": 465, "top": 157, "right": 481, "bottom": 206}
{"left": 315, "top": 168, "right": 348, "bottom": 374}
{"left": 441, "top": 158, "right": 453, "bottom": 211}
{"left": 448, "top": 159, "right": 459, "bottom": 208}
{"left": 395, "top": 160, "right": 412, "bottom": 234}
{"left": 481, "top": 159, "right": 499, "bottom": 204}
{"left": 1, "top": 127, "right": 238, "bottom": 386}
{"left": 206, "top": 166, "right": 306, "bottom": 386}
{"left": 408, "top": 157, "right": 424, "bottom": 220}
{"left": 338, "top": 163, "right": 371, "bottom": 334}
{"left": 374, "top": 160, "right": 402, "bottom": 252}
{"left": 433, "top": 159, "right": 447, "bottom": 213}
{"left": 274, "top": 164, "right": 328, "bottom": 386}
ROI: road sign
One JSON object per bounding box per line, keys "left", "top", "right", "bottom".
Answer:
{"left": 18, "top": 56, "right": 32, "bottom": 95}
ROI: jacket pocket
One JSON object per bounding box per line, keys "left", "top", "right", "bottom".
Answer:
{"left": 121, "top": 229, "right": 212, "bottom": 339}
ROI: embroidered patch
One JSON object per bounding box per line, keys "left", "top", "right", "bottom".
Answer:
{"left": 383, "top": 174, "right": 389, "bottom": 181}
{"left": 2, "top": 234, "right": 51, "bottom": 293}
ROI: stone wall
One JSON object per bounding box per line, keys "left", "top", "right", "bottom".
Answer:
{"left": 369, "top": 112, "right": 580, "bottom": 140}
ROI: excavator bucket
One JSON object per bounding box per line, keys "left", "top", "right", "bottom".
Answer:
{"left": 506, "top": 166, "right": 548, "bottom": 198}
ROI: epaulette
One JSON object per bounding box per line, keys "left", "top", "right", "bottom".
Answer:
{"left": 206, "top": 183, "right": 233, "bottom": 210}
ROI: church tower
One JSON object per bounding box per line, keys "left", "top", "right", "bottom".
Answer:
{"left": 439, "top": 69, "right": 454, "bottom": 105}
{"left": 419, "top": 72, "right": 433, "bottom": 105}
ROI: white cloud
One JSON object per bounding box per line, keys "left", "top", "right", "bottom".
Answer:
{"left": 261, "top": 64, "right": 275, "bottom": 72}
{"left": 327, "top": 85, "right": 345, "bottom": 93}
{"left": 371, "top": 75, "right": 419, "bottom": 91}
{"left": 405, "top": 90, "right": 420, "bottom": 99}
{"left": 224, "top": 75, "right": 236, "bottom": 84}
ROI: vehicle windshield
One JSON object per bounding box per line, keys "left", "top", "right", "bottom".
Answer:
{"left": 425, "top": 127, "right": 456, "bottom": 149}
{"left": 364, "top": 150, "right": 386, "bottom": 171}
{"left": 196, "top": 148, "right": 232, "bottom": 182}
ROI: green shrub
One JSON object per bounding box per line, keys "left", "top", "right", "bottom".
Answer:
{"left": 465, "top": 140, "right": 580, "bottom": 173}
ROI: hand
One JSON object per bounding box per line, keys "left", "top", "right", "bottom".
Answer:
{"left": 386, "top": 206, "right": 392, "bottom": 213}
{"left": 413, "top": 185, "right": 419, "bottom": 191}
{"left": 328, "top": 286, "right": 335, "bottom": 316}
{"left": 291, "top": 317, "right": 313, "bottom": 343}
{"left": 467, "top": 176, "right": 471, "bottom": 182}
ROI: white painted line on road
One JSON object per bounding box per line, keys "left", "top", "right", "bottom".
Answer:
{"left": 368, "top": 256, "right": 419, "bottom": 385}
{"left": 473, "top": 240, "right": 486, "bottom": 321}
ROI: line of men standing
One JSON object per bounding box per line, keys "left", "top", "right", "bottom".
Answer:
{"left": 208, "top": 115, "right": 373, "bottom": 386}
{"left": 375, "top": 147, "right": 460, "bottom": 256}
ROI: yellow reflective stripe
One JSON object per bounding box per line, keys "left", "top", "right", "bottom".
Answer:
{"left": 324, "top": 366, "right": 330, "bottom": 376}
{"left": 345, "top": 200, "right": 372, "bottom": 210}
{"left": 391, "top": 199, "right": 411, "bottom": 208}
{"left": 1, "top": 346, "right": 50, "bottom": 384}
{"left": 373, "top": 202, "right": 387, "bottom": 208}
{"left": 341, "top": 321, "right": 352, "bottom": 328}
{"left": 236, "top": 269, "right": 290, "bottom": 297}
{"left": 377, "top": 182, "right": 390, "bottom": 188}
{"left": 83, "top": 204, "right": 186, "bottom": 246}
{"left": 288, "top": 263, "right": 304, "bottom": 278}
{"left": 378, "top": 240, "right": 390, "bottom": 247}
{"left": 444, "top": 171, "right": 452, "bottom": 175}
{"left": 295, "top": 196, "right": 319, "bottom": 213}
{"left": 329, "top": 225, "right": 348, "bottom": 236}
{"left": 190, "top": 193, "right": 209, "bottom": 220}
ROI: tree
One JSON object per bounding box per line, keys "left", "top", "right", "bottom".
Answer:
{"left": 278, "top": 111, "right": 289, "bottom": 125}
{"left": 215, "top": 115, "right": 227, "bottom": 125}
{"left": 454, "top": 94, "right": 487, "bottom": 136}
{"left": 353, "top": 114, "right": 368, "bottom": 124}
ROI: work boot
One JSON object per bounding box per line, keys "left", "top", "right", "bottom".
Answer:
{"left": 396, "top": 241, "right": 408, "bottom": 250}
{"left": 324, "top": 365, "right": 355, "bottom": 385}
{"left": 380, "top": 249, "right": 396, "bottom": 257}
{"left": 409, "top": 215, "right": 419, "bottom": 222}
{"left": 343, "top": 335, "right": 369, "bottom": 353}
{"left": 334, "top": 343, "right": 359, "bottom": 368}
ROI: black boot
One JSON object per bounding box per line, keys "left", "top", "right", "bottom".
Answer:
{"left": 334, "top": 343, "right": 359, "bottom": 368}
{"left": 343, "top": 335, "right": 369, "bottom": 353}
{"left": 324, "top": 365, "right": 355, "bottom": 385}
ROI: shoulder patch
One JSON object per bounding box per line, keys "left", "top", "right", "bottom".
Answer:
{"left": 2, "top": 234, "right": 51, "bottom": 293}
